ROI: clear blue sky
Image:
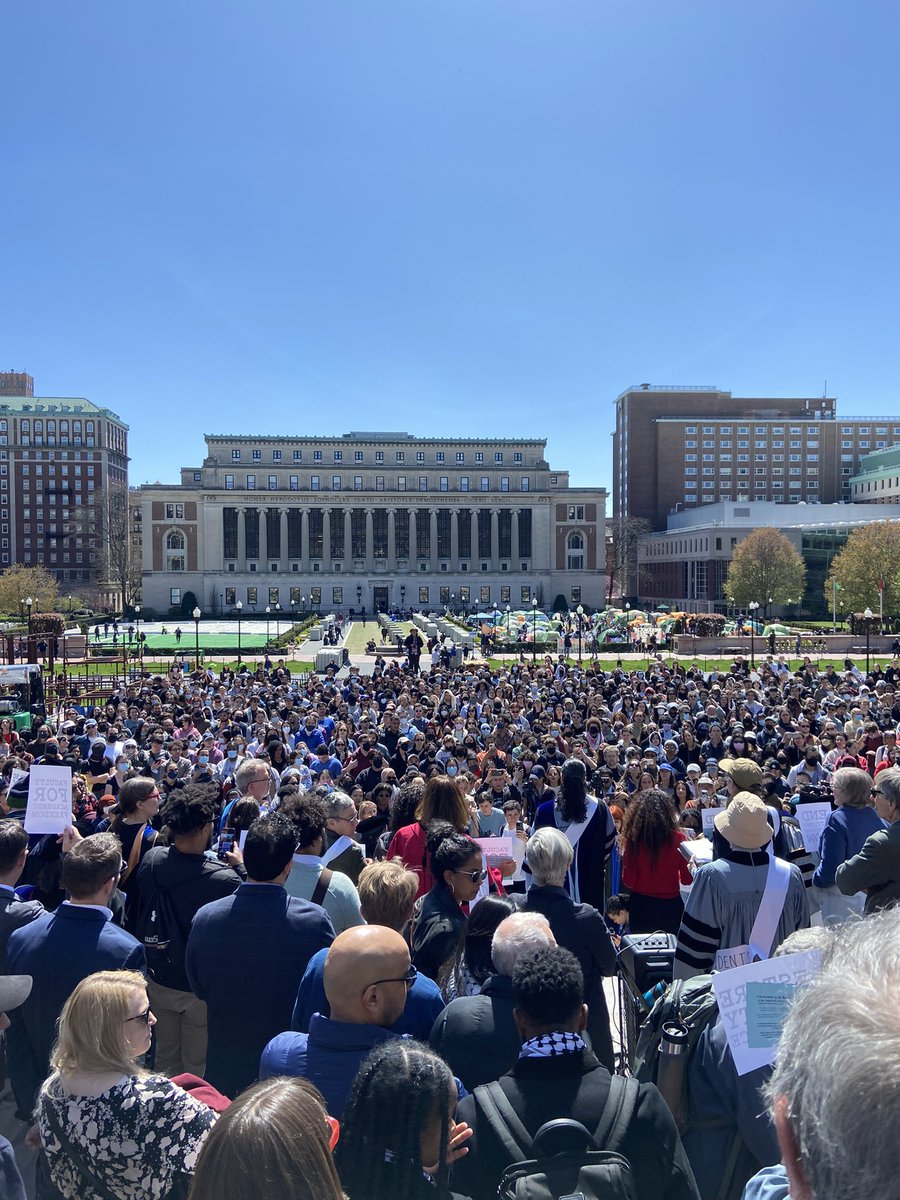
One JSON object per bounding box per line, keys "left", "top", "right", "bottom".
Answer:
{"left": 3, "top": 1, "right": 899, "bottom": 499}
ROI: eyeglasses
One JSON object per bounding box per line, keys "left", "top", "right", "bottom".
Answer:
{"left": 337, "top": 812, "right": 359, "bottom": 825}
{"left": 125, "top": 1004, "right": 153, "bottom": 1025}
{"left": 454, "top": 868, "right": 488, "bottom": 884}
{"left": 872, "top": 788, "right": 884, "bottom": 796}
{"left": 365, "top": 964, "right": 418, "bottom": 990}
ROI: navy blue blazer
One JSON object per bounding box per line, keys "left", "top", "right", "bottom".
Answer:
{"left": 5, "top": 904, "right": 145, "bottom": 1116}
{"left": 185, "top": 882, "right": 334, "bottom": 1099}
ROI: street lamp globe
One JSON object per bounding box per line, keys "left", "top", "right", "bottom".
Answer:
{"left": 236, "top": 600, "right": 242, "bottom": 612}
{"left": 192, "top": 607, "right": 201, "bottom": 621}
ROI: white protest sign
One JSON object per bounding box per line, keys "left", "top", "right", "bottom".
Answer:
{"left": 701, "top": 806, "right": 725, "bottom": 837}
{"left": 23, "top": 765, "right": 73, "bottom": 835}
{"left": 713, "top": 949, "right": 822, "bottom": 1076}
{"left": 7, "top": 767, "right": 28, "bottom": 794}
{"left": 794, "top": 802, "right": 832, "bottom": 852}
{"left": 473, "top": 835, "right": 514, "bottom": 863}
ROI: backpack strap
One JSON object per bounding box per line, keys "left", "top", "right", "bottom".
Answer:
{"left": 593, "top": 1074, "right": 640, "bottom": 1155}
{"left": 311, "top": 867, "right": 333, "bottom": 908}
{"left": 474, "top": 1081, "right": 534, "bottom": 1163}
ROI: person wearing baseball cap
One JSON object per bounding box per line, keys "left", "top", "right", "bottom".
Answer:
{"left": 0, "top": 974, "right": 32, "bottom": 1200}
{"left": 673, "top": 792, "right": 809, "bottom": 980}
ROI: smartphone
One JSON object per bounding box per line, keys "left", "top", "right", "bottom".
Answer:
{"left": 217, "top": 832, "right": 235, "bottom": 861}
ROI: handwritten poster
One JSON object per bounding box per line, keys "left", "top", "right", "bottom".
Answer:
{"left": 473, "top": 835, "right": 514, "bottom": 863}
{"left": 24, "top": 765, "right": 73, "bottom": 835}
{"left": 794, "top": 802, "right": 832, "bottom": 852}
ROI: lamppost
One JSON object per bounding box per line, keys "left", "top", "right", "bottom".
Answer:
{"left": 576, "top": 604, "right": 584, "bottom": 664}
{"left": 265, "top": 606, "right": 271, "bottom": 649}
{"left": 290, "top": 597, "right": 296, "bottom": 624}
{"left": 531, "top": 597, "right": 539, "bottom": 664}
{"left": 301, "top": 596, "right": 307, "bottom": 619}
{"left": 192, "top": 607, "right": 201, "bottom": 670}
{"left": 25, "top": 597, "right": 32, "bottom": 637}
{"left": 748, "top": 600, "right": 759, "bottom": 666}
{"left": 505, "top": 604, "right": 511, "bottom": 649}
{"left": 864, "top": 606, "right": 874, "bottom": 677}
{"left": 768, "top": 596, "right": 774, "bottom": 624}
{"left": 134, "top": 605, "right": 140, "bottom": 647}
{"left": 236, "top": 600, "right": 242, "bottom": 666}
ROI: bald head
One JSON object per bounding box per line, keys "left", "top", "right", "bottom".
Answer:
{"left": 323, "top": 925, "right": 411, "bottom": 1027}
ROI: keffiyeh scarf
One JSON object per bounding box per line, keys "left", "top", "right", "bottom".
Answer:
{"left": 519, "top": 1031, "right": 586, "bottom": 1059}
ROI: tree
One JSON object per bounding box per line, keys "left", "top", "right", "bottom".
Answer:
{"left": 725, "top": 527, "right": 806, "bottom": 611}
{"left": 829, "top": 522, "right": 900, "bottom": 616}
{"left": 92, "top": 481, "right": 141, "bottom": 610}
{"left": 607, "top": 515, "right": 652, "bottom": 601}
{"left": 0, "top": 564, "right": 60, "bottom": 618}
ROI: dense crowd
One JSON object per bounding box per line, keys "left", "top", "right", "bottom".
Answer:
{"left": 1, "top": 642, "right": 900, "bottom": 1200}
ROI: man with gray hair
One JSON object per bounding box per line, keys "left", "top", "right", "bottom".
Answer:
{"left": 748, "top": 910, "right": 900, "bottom": 1200}
{"left": 429, "top": 912, "right": 555, "bottom": 1090}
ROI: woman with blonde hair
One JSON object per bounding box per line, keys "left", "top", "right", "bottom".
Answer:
{"left": 37, "top": 970, "right": 217, "bottom": 1200}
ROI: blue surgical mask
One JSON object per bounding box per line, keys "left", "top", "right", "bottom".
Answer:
{"left": 447, "top": 764, "right": 457, "bottom": 776}
{"left": 227, "top": 749, "right": 238, "bottom": 759}
{"left": 199, "top": 755, "right": 209, "bottom": 765}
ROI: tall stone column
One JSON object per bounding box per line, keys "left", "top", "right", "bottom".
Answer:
{"left": 301, "top": 508, "right": 309, "bottom": 569}
{"left": 512, "top": 509, "right": 520, "bottom": 563}
{"left": 280, "top": 508, "right": 288, "bottom": 563}
{"left": 409, "top": 507, "right": 418, "bottom": 562}
{"left": 365, "top": 509, "right": 375, "bottom": 570}
{"left": 430, "top": 509, "right": 438, "bottom": 564}
{"left": 451, "top": 507, "right": 459, "bottom": 569}
{"left": 387, "top": 508, "right": 397, "bottom": 568}
{"left": 343, "top": 508, "right": 352, "bottom": 565}
{"left": 322, "top": 509, "right": 331, "bottom": 565}
{"left": 258, "top": 507, "right": 267, "bottom": 563}
{"left": 238, "top": 507, "right": 247, "bottom": 571}
{"left": 491, "top": 507, "right": 499, "bottom": 565}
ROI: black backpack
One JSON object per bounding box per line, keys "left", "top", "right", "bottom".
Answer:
{"left": 134, "top": 858, "right": 193, "bottom": 982}
{"left": 473, "top": 1075, "right": 640, "bottom": 1200}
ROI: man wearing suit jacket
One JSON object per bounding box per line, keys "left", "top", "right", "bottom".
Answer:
{"left": 185, "top": 813, "right": 334, "bottom": 1099}
{"left": 0, "top": 821, "right": 44, "bottom": 968}
{"left": 5, "top": 832, "right": 145, "bottom": 1118}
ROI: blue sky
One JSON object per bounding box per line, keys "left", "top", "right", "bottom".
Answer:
{"left": 3, "top": 1, "right": 899, "bottom": 498}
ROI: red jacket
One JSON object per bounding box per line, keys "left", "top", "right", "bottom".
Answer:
{"left": 386, "top": 822, "right": 506, "bottom": 900}
{"left": 622, "top": 832, "right": 692, "bottom": 899}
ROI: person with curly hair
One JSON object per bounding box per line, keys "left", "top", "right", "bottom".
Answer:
{"left": 621, "top": 788, "right": 692, "bottom": 934}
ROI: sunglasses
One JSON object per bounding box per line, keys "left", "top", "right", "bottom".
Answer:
{"left": 454, "top": 868, "right": 489, "bottom": 884}
{"left": 366, "top": 964, "right": 418, "bottom": 990}
{"left": 125, "top": 1004, "right": 153, "bottom": 1026}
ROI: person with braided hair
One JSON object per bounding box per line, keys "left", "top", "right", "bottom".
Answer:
{"left": 336, "top": 1039, "right": 473, "bottom": 1200}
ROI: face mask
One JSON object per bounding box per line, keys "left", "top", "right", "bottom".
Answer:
{"left": 189, "top": 740, "right": 198, "bottom": 749}
{"left": 116, "top": 764, "right": 127, "bottom": 774}
{"left": 227, "top": 749, "right": 238, "bottom": 759}
{"left": 283, "top": 726, "right": 291, "bottom": 735}
{"left": 447, "top": 764, "right": 457, "bottom": 776}
{"left": 199, "top": 755, "right": 209, "bottom": 765}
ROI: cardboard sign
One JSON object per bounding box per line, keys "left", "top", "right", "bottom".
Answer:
{"left": 23, "top": 765, "right": 73, "bottom": 835}
{"left": 701, "top": 806, "right": 726, "bottom": 837}
{"left": 794, "top": 801, "right": 832, "bottom": 852}
{"left": 713, "top": 949, "right": 822, "bottom": 1075}
{"left": 473, "top": 835, "right": 514, "bottom": 863}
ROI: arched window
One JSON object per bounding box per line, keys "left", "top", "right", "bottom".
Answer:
{"left": 567, "top": 530, "right": 585, "bottom": 571}
{"left": 166, "top": 528, "right": 186, "bottom": 572}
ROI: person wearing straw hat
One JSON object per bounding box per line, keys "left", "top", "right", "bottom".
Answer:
{"left": 673, "top": 792, "right": 809, "bottom": 980}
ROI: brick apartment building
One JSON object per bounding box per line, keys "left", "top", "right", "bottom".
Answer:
{"left": 0, "top": 372, "right": 129, "bottom": 605}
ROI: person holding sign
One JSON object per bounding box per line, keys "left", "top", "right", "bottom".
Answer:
{"left": 812, "top": 766, "right": 885, "bottom": 925}
{"left": 673, "top": 793, "right": 809, "bottom": 980}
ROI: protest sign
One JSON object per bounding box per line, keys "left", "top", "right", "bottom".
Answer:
{"left": 23, "top": 765, "right": 73, "bottom": 835}
{"left": 473, "top": 835, "right": 514, "bottom": 863}
{"left": 701, "top": 806, "right": 725, "bottom": 837}
{"left": 713, "top": 949, "right": 822, "bottom": 1075}
{"left": 794, "top": 801, "right": 832, "bottom": 852}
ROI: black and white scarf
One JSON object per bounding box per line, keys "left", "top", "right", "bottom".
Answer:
{"left": 519, "top": 1031, "right": 586, "bottom": 1059}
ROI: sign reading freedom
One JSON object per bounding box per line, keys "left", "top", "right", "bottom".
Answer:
{"left": 24, "top": 765, "right": 73, "bottom": 835}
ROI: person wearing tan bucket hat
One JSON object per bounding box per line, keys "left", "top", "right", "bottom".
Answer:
{"left": 0, "top": 974, "right": 32, "bottom": 1200}
{"left": 674, "top": 792, "right": 810, "bottom": 980}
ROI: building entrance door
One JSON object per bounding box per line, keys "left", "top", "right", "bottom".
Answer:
{"left": 373, "top": 586, "right": 389, "bottom": 613}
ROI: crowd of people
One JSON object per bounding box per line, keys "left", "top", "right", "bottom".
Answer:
{"left": 0, "top": 640, "right": 899, "bottom": 1200}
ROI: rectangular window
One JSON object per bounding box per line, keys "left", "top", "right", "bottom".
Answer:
{"left": 376, "top": 475, "right": 385, "bottom": 491}
{"left": 332, "top": 475, "right": 341, "bottom": 490}
{"left": 521, "top": 476, "right": 530, "bottom": 491}
{"left": 375, "top": 451, "right": 384, "bottom": 462}
{"left": 419, "top": 586, "right": 429, "bottom": 604}
{"left": 355, "top": 451, "right": 363, "bottom": 462}
{"left": 268, "top": 475, "right": 277, "bottom": 490}
{"left": 354, "top": 476, "right": 363, "bottom": 491}
{"left": 480, "top": 585, "right": 491, "bottom": 604}
{"left": 456, "top": 452, "right": 465, "bottom": 463}
{"left": 225, "top": 475, "right": 235, "bottom": 490}
{"left": 294, "top": 450, "right": 302, "bottom": 461}
{"left": 440, "top": 476, "right": 449, "bottom": 492}
{"left": 170, "top": 588, "right": 181, "bottom": 606}
{"left": 273, "top": 450, "right": 282, "bottom": 461}
{"left": 460, "top": 476, "right": 469, "bottom": 492}
{"left": 500, "top": 477, "right": 509, "bottom": 492}
{"left": 480, "top": 477, "right": 489, "bottom": 492}
{"left": 495, "top": 451, "right": 503, "bottom": 463}
{"left": 314, "top": 450, "right": 322, "bottom": 461}
{"left": 246, "top": 474, "right": 256, "bottom": 489}
{"left": 290, "top": 475, "right": 299, "bottom": 490}
{"left": 418, "top": 476, "right": 427, "bottom": 492}
{"left": 416, "top": 451, "right": 425, "bottom": 463}
{"left": 334, "top": 451, "right": 342, "bottom": 462}
{"left": 475, "top": 452, "right": 484, "bottom": 464}
{"left": 311, "top": 475, "right": 320, "bottom": 491}
{"left": 396, "top": 451, "right": 404, "bottom": 462}
{"left": 397, "top": 475, "right": 406, "bottom": 491}
{"left": 333, "top": 586, "right": 343, "bottom": 604}
{"left": 436, "top": 452, "right": 445, "bottom": 463}
{"left": 232, "top": 449, "right": 241, "bottom": 460}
